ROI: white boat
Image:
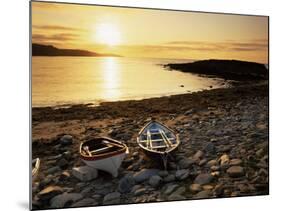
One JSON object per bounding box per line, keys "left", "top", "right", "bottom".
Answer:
{"left": 32, "top": 158, "right": 40, "bottom": 182}
{"left": 137, "top": 120, "right": 180, "bottom": 168}
{"left": 80, "top": 137, "right": 128, "bottom": 177}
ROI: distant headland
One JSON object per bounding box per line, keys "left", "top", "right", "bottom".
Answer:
{"left": 164, "top": 59, "right": 268, "bottom": 81}
{"left": 32, "top": 43, "right": 121, "bottom": 57}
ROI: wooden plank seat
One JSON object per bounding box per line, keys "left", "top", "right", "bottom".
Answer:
{"left": 90, "top": 145, "right": 114, "bottom": 154}
{"left": 139, "top": 138, "right": 175, "bottom": 143}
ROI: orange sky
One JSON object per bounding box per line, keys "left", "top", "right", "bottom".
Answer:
{"left": 31, "top": 1, "right": 269, "bottom": 63}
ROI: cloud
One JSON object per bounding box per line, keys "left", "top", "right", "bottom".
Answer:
{"left": 32, "top": 25, "right": 84, "bottom": 32}
{"left": 163, "top": 40, "right": 268, "bottom": 52}
{"left": 32, "top": 33, "right": 80, "bottom": 43}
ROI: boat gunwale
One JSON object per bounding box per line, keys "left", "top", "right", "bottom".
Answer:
{"left": 80, "top": 137, "right": 128, "bottom": 161}
{"left": 137, "top": 120, "right": 180, "bottom": 155}
{"left": 32, "top": 158, "right": 40, "bottom": 178}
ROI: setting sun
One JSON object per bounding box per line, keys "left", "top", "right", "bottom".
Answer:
{"left": 95, "top": 23, "right": 121, "bottom": 46}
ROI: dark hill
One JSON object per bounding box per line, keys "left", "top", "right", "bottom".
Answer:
{"left": 164, "top": 59, "right": 268, "bottom": 81}
{"left": 32, "top": 43, "right": 120, "bottom": 57}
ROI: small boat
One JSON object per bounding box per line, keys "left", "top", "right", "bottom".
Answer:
{"left": 80, "top": 137, "right": 128, "bottom": 177}
{"left": 32, "top": 158, "right": 40, "bottom": 182}
{"left": 137, "top": 120, "right": 180, "bottom": 167}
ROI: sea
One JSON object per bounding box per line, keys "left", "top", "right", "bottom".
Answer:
{"left": 32, "top": 57, "right": 228, "bottom": 107}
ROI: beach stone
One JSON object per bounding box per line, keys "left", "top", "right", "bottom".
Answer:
{"left": 229, "top": 159, "right": 243, "bottom": 166}
{"left": 134, "top": 187, "right": 146, "bottom": 196}
{"left": 46, "top": 166, "right": 61, "bottom": 175}
{"left": 211, "top": 171, "right": 220, "bottom": 177}
{"left": 210, "top": 165, "right": 220, "bottom": 171}
{"left": 220, "top": 154, "right": 230, "bottom": 166}
{"left": 71, "top": 198, "right": 98, "bottom": 207}
{"left": 227, "top": 166, "right": 245, "bottom": 177}
{"left": 158, "top": 170, "right": 169, "bottom": 177}
{"left": 38, "top": 186, "right": 63, "bottom": 201}
{"left": 163, "top": 174, "right": 176, "bottom": 183}
{"left": 206, "top": 159, "right": 217, "bottom": 167}
{"left": 175, "top": 169, "right": 190, "bottom": 180}
{"left": 178, "top": 158, "right": 195, "bottom": 168}
{"left": 62, "top": 151, "right": 72, "bottom": 160}
{"left": 59, "top": 171, "right": 71, "bottom": 181}
{"left": 118, "top": 175, "right": 135, "bottom": 193}
{"left": 81, "top": 187, "right": 94, "bottom": 196}
{"left": 103, "top": 192, "right": 121, "bottom": 205}
{"left": 132, "top": 151, "right": 139, "bottom": 158}
{"left": 204, "top": 142, "right": 216, "bottom": 153}
{"left": 58, "top": 158, "right": 68, "bottom": 168}
{"left": 168, "top": 187, "right": 186, "bottom": 200}
{"left": 168, "top": 194, "right": 185, "bottom": 201}
{"left": 149, "top": 175, "right": 162, "bottom": 187}
{"left": 194, "top": 190, "right": 211, "bottom": 199}
{"left": 193, "top": 150, "right": 204, "bottom": 160}
{"left": 203, "top": 185, "right": 213, "bottom": 191}
{"left": 199, "top": 159, "right": 207, "bottom": 166}
{"left": 256, "top": 148, "right": 264, "bottom": 157}
{"left": 46, "top": 154, "right": 62, "bottom": 161}
{"left": 218, "top": 145, "right": 232, "bottom": 153}
{"left": 130, "top": 184, "right": 142, "bottom": 193}
{"left": 194, "top": 173, "right": 214, "bottom": 185}
{"left": 50, "top": 193, "right": 83, "bottom": 208}
{"left": 190, "top": 184, "right": 202, "bottom": 193}
{"left": 184, "top": 109, "right": 194, "bottom": 115}
{"left": 133, "top": 169, "right": 160, "bottom": 183}
{"left": 72, "top": 166, "right": 98, "bottom": 182}
{"left": 164, "top": 184, "right": 179, "bottom": 195}
{"left": 213, "top": 184, "right": 224, "bottom": 196}
{"left": 92, "top": 194, "right": 102, "bottom": 201}
{"left": 60, "top": 135, "right": 73, "bottom": 145}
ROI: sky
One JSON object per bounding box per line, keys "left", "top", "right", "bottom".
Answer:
{"left": 32, "top": 1, "right": 269, "bottom": 63}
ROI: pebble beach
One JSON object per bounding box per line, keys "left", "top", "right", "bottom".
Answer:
{"left": 32, "top": 80, "right": 269, "bottom": 209}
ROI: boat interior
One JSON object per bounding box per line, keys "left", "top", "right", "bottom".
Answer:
{"left": 81, "top": 139, "right": 124, "bottom": 157}
{"left": 139, "top": 125, "right": 178, "bottom": 151}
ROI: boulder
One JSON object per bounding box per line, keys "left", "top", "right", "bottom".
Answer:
{"left": 167, "top": 187, "right": 186, "bottom": 200}
{"left": 71, "top": 198, "right": 98, "bottom": 207}
{"left": 50, "top": 193, "right": 83, "bottom": 208}
{"left": 175, "top": 169, "right": 190, "bottom": 180}
{"left": 220, "top": 154, "right": 230, "bottom": 166}
{"left": 193, "top": 150, "right": 204, "bottom": 160}
{"left": 72, "top": 166, "right": 98, "bottom": 182}
{"left": 133, "top": 169, "right": 159, "bottom": 183}
{"left": 194, "top": 190, "right": 211, "bottom": 199}
{"left": 37, "top": 186, "right": 63, "bottom": 201}
{"left": 178, "top": 158, "right": 195, "bottom": 168}
{"left": 164, "top": 184, "right": 179, "bottom": 195}
{"left": 148, "top": 175, "right": 162, "bottom": 187}
{"left": 194, "top": 173, "right": 214, "bottom": 185}
{"left": 118, "top": 175, "right": 135, "bottom": 193}
{"left": 103, "top": 192, "right": 121, "bottom": 205}
{"left": 60, "top": 135, "right": 73, "bottom": 145}
{"left": 133, "top": 187, "right": 146, "bottom": 196}
{"left": 190, "top": 184, "right": 202, "bottom": 193}
{"left": 204, "top": 143, "right": 216, "bottom": 153}
{"left": 163, "top": 174, "right": 176, "bottom": 183}
{"left": 229, "top": 159, "right": 243, "bottom": 166}
{"left": 46, "top": 166, "right": 61, "bottom": 175}
{"left": 227, "top": 166, "right": 245, "bottom": 177}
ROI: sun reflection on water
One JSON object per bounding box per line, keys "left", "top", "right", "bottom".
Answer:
{"left": 102, "top": 57, "right": 121, "bottom": 100}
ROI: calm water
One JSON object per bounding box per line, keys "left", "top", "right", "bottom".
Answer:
{"left": 32, "top": 57, "right": 228, "bottom": 107}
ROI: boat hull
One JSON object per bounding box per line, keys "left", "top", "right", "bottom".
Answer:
{"left": 80, "top": 137, "right": 128, "bottom": 177}
{"left": 137, "top": 120, "right": 180, "bottom": 168}
{"left": 81, "top": 152, "right": 127, "bottom": 177}
{"left": 32, "top": 158, "right": 40, "bottom": 183}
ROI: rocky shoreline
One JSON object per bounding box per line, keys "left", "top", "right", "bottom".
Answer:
{"left": 32, "top": 82, "right": 269, "bottom": 209}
